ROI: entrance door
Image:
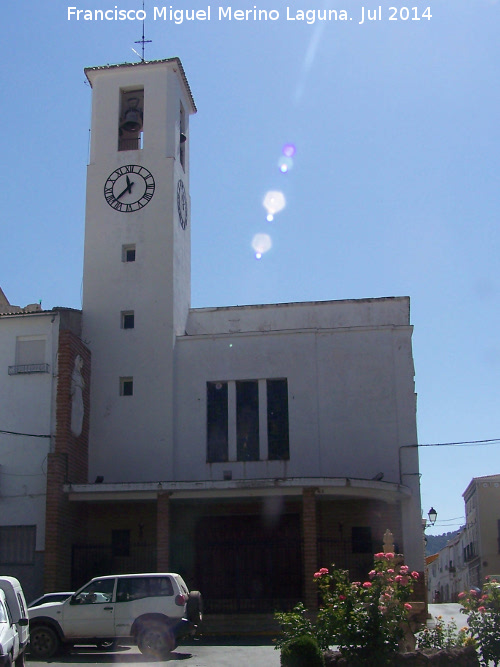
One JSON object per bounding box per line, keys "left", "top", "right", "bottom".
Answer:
{"left": 195, "top": 513, "right": 302, "bottom": 613}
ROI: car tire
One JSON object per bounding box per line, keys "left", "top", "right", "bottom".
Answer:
{"left": 29, "top": 625, "right": 60, "bottom": 660}
{"left": 138, "top": 621, "right": 175, "bottom": 658}
{"left": 186, "top": 591, "right": 203, "bottom": 625}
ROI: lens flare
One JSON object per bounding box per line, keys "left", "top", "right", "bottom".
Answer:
{"left": 282, "top": 143, "right": 296, "bottom": 158}
{"left": 252, "top": 233, "right": 272, "bottom": 258}
{"left": 263, "top": 190, "right": 286, "bottom": 219}
{"left": 278, "top": 156, "right": 293, "bottom": 173}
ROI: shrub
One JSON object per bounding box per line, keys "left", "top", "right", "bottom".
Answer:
{"left": 275, "top": 552, "right": 419, "bottom": 666}
{"left": 280, "top": 634, "right": 325, "bottom": 667}
{"left": 416, "top": 615, "right": 470, "bottom": 650}
{"left": 460, "top": 578, "right": 500, "bottom": 667}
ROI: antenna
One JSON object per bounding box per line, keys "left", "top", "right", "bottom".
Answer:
{"left": 134, "top": 1, "right": 152, "bottom": 62}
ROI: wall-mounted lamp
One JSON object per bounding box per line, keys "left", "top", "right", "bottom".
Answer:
{"left": 427, "top": 507, "right": 437, "bottom": 525}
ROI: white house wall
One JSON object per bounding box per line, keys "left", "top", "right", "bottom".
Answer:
{"left": 0, "top": 312, "right": 59, "bottom": 552}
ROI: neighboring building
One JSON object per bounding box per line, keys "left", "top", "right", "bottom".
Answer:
{"left": 0, "top": 290, "right": 88, "bottom": 601}
{"left": 463, "top": 474, "right": 500, "bottom": 587}
{"left": 426, "top": 473, "right": 500, "bottom": 602}
{"left": 8, "top": 58, "right": 425, "bottom": 612}
{"left": 426, "top": 530, "right": 469, "bottom": 603}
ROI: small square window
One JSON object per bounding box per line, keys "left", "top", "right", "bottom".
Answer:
{"left": 122, "top": 245, "right": 136, "bottom": 262}
{"left": 121, "top": 311, "right": 135, "bottom": 329}
{"left": 120, "top": 377, "right": 134, "bottom": 396}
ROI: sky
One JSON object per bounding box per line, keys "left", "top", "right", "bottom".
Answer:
{"left": 2, "top": 0, "right": 499, "bottom": 536}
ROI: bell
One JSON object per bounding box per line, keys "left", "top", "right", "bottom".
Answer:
{"left": 121, "top": 98, "right": 143, "bottom": 133}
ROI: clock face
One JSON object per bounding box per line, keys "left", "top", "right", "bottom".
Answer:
{"left": 104, "top": 165, "right": 155, "bottom": 212}
{"left": 177, "top": 179, "right": 188, "bottom": 229}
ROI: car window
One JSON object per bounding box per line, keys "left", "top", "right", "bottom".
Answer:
{"left": 0, "top": 599, "right": 8, "bottom": 623}
{"left": 17, "top": 592, "right": 27, "bottom": 617}
{"left": 116, "top": 577, "right": 174, "bottom": 602}
{"left": 73, "top": 578, "right": 114, "bottom": 604}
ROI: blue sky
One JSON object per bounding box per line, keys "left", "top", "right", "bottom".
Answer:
{"left": 3, "top": 0, "right": 499, "bottom": 536}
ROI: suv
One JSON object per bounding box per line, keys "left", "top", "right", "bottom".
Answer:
{"left": 0, "top": 583, "right": 29, "bottom": 667}
{"left": 28, "top": 573, "right": 202, "bottom": 659}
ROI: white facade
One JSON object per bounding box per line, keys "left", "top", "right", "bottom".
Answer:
{"left": 75, "top": 58, "right": 424, "bottom": 578}
{"left": 0, "top": 295, "right": 59, "bottom": 599}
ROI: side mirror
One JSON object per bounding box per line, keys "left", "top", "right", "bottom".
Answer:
{"left": 18, "top": 618, "right": 29, "bottom": 626}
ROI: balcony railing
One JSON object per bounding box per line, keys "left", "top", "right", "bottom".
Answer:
{"left": 8, "top": 364, "right": 50, "bottom": 375}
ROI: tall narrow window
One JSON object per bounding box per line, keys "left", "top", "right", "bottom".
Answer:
{"left": 267, "top": 379, "right": 289, "bottom": 460}
{"left": 236, "top": 381, "right": 259, "bottom": 461}
{"left": 179, "top": 103, "right": 186, "bottom": 170}
{"left": 119, "top": 88, "right": 144, "bottom": 151}
{"left": 207, "top": 382, "right": 228, "bottom": 462}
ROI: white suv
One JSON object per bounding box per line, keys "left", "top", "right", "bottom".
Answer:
{"left": 28, "top": 573, "right": 202, "bottom": 659}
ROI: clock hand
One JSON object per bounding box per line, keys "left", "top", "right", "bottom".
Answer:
{"left": 116, "top": 178, "right": 135, "bottom": 200}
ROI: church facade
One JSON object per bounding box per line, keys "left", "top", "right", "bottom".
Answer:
{"left": 5, "top": 58, "right": 424, "bottom": 612}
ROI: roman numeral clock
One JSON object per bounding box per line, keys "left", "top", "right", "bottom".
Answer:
{"left": 104, "top": 165, "right": 155, "bottom": 212}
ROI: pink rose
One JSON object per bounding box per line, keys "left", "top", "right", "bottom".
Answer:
{"left": 470, "top": 589, "right": 478, "bottom": 596}
{"left": 458, "top": 592, "right": 465, "bottom": 599}
{"left": 404, "top": 603, "right": 412, "bottom": 610}
{"left": 314, "top": 572, "right": 322, "bottom": 578}
{"left": 400, "top": 565, "right": 409, "bottom": 574}
{"left": 339, "top": 595, "right": 346, "bottom": 600}
{"left": 363, "top": 582, "right": 372, "bottom": 588}
{"left": 375, "top": 552, "right": 385, "bottom": 559}
{"left": 369, "top": 570, "right": 376, "bottom": 579}
{"left": 478, "top": 606, "right": 486, "bottom": 613}
{"left": 395, "top": 575, "right": 403, "bottom": 583}
{"left": 385, "top": 552, "right": 395, "bottom": 559}
{"left": 387, "top": 569, "right": 394, "bottom": 574}
{"left": 411, "top": 571, "right": 419, "bottom": 580}
{"left": 319, "top": 568, "right": 329, "bottom": 575}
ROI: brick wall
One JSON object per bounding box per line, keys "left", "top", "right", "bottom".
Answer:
{"left": 44, "top": 329, "right": 91, "bottom": 591}
{"left": 157, "top": 492, "right": 171, "bottom": 571}
{"left": 302, "top": 487, "right": 318, "bottom": 609}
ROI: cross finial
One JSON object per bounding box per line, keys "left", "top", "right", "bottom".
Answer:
{"left": 134, "top": 1, "right": 152, "bottom": 61}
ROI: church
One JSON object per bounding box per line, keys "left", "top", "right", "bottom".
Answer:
{"left": 1, "top": 58, "right": 424, "bottom": 613}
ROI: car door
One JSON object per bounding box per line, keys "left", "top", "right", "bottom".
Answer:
{"left": 61, "top": 578, "right": 116, "bottom": 639}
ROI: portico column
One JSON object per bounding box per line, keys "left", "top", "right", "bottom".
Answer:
{"left": 302, "top": 487, "right": 318, "bottom": 610}
{"left": 157, "top": 492, "right": 171, "bottom": 571}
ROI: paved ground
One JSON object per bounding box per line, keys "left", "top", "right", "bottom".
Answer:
{"left": 25, "top": 604, "right": 473, "bottom": 667}
{"left": 27, "top": 639, "right": 282, "bottom": 667}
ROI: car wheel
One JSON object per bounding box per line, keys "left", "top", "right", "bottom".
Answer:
{"left": 14, "top": 651, "right": 25, "bottom": 667}
{"left": 138, "top": 621, "right": 175, "bottom": 658}
{"left": 29, "top": 625, "right": 60, "bottom": 660}
{"left": 186, "top": 591, "right": 203, "bottom": 625}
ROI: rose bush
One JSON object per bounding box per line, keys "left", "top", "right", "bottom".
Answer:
{"left": 275, "top": 552, "right": 419, "bottom": 666}
{"left": 459, "top": 577, "right": 500, "bottom": 667}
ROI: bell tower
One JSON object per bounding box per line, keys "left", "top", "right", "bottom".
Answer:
{"left": 82, "top": 59, "right": 196, "bottom": 483}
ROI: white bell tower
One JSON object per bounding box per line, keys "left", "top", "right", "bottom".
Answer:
{"left": 82, "top": 59, "right": 196, "bottom": 483}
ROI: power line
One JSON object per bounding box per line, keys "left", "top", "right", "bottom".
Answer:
{"left": 0, "top": 429, "right": 50, "bottom": 439}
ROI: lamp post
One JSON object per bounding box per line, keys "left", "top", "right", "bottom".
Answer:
{"left": 427, "top": 507, "right": 437, "bottom": 526}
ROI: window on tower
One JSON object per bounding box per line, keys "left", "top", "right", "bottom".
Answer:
{"left": 118, "top": 88, "right": 144, "bottom": 152}
{"left": 179, "top": 103, "right": 186, "bottom": 170}
{"left": 120, "top": 377, "right": 134, "bottom": 396}
{"left": 122, "top": 244, "right": 136, "bottom": 262}
{"left": 121, "top": 311, "right": 135, "bottom": 329}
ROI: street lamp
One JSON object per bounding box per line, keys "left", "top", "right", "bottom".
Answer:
{"left": 427, "top": 507, "right": 437, "bottom": 526}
